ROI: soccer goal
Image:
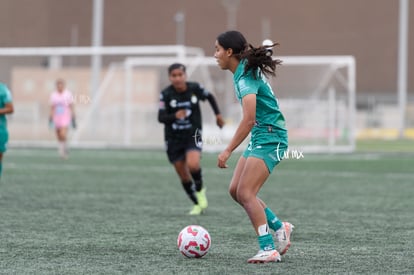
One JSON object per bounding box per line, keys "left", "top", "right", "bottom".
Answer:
{"left": 115, "top": 55, "right": 356, "bottom": 153}
{"left": 0, "top": 45, "right": 205, "bottom": 148}
{"left": 1, "top": 46, "right": 355, "bottom": 153}
{"left": 275, "top": 56, "right": 356, "bottom": 153}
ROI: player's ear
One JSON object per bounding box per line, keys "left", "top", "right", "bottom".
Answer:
{"left": 226, "top": 48, "right": 233, "bottom": 57}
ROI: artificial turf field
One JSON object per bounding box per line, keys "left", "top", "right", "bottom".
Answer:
{"left": 0, "top": 141, "right": 413, "bottom": 274}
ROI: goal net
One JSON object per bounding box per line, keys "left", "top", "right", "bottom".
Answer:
{"left": 1, "top": 46, "right": 355, "bottom": 153}
{"left": 116, "top": 55, "right": 356, "bottom": 153}
{"left": 274, "top": 56, "right": 356, "bottom": 153}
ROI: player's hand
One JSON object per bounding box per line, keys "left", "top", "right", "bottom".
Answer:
{"left": 175, "top": 109, "right": 187, "bottom": 120}
{"left": 48, "top": 117, "right": 54, "bottom": 129}
{"left": 217, "top": 149, "right": 231, "bottom": 168}
{"left": 71, "top": 117, "right": 77, "bottom": 129}
{"left": 216, "top": 114, "right": 225, "bottom": 129}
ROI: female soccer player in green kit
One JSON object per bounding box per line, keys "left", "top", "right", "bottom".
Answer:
{"left": 0, "top": 82, "right": 14, "bottom": 178}
{"left": 215, "top": 31, "right": 293, "bottom": 263}
{"left": 158, "top": 63, "right": 225, "bottom": 215}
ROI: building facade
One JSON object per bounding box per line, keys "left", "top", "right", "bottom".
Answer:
{"left": 0, "top": 0, "right": 413, "bottom": 95}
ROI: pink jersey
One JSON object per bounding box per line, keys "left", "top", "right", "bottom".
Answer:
{"left": 50, "top": 90, "right": 73, "bottom": 128}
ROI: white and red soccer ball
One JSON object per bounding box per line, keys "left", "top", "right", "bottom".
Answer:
{"left": 177, "top": 225, "right": 211, "bottom": 258}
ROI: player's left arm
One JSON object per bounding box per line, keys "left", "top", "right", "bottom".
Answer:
{"left": 70, "top": 103, "right": 76, "bottom": 129}
{"left": 205, "top": 93, "right": 224, "bottom": 128}
{"left": 198, "top": 85, "right": 224, "bottom": 128}
{"left": 0, "top": 85, "right": 14, "bottom": 115}
{"left": 0, "top": 102, "right": 14, "bottom": 115}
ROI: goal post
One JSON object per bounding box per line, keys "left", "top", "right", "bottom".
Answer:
{"left": 278, "top": 55, "right": 356, "bottom": 152}
{"left": 0, "top": 45, "right": 355, "bottom": 153}
{"left": 0, "top": 45, "right": 206, "bottom": 148}
{"left": 119, "top": 55, "right": 356, "bottom": 153}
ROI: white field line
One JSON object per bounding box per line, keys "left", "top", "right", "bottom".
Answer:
{"left": 7, "top": 150, "right": 167, "bottom": 161}
{"left": 4, "top": 162, "right": 414, "bottom": 181}
{"left": 8, "top": 149, "right": 413, "bottom": 162}
{"left": 4, "top": 163, "right": 173, "bottom": 173}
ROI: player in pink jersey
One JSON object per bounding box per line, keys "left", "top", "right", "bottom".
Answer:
{"left": 49, "top": 79, "right": 76, "bottom": 159}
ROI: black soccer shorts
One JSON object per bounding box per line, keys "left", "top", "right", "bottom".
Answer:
{"left": 165, "top": 135, "right": 202, "bottom": 163}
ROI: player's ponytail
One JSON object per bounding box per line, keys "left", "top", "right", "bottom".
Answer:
{"left": 241, "top": 43, "right": 282, "bottom": 79}
{"left": 216, "top": 30, "right": 282, "bottom": 79}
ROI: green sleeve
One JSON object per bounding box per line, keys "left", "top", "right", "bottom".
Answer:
{"left": 237, "top": 77, "right": 260, "bottom": 98}
{"left": 0, "top": 84, "right": 12, "bottom": 103}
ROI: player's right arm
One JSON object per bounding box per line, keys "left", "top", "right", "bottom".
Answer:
{"left": 157, "top": 93, "right": 186, "bottom": 123}
{"left": 49, "top": 94, "right": 55, "bottom": 123}
{"left": 217, "top": 93, "right": 256, "bottom": 168}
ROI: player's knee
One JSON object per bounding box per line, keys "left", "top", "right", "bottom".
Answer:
{"left": 187, "top": 163, "right": 200, "bottom": 173}
{"left": 236, "top": 189, "right": 253, "bottom": 206}
{"left": 228, "top": 185, "right": 238, "bottom": 202}
{"left": 178, "top": 174, "right": 192, "bottom": 182}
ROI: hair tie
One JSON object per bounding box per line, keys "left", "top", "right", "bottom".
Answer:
{"left": 266, "top": 49, "right": 273, "bottom": 57}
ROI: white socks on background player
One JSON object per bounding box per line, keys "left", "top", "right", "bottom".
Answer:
{"left": 58, "top": 141, "right": 67, "bottom": 158}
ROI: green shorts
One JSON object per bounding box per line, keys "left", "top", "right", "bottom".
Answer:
{"left": 0, "top": 130, "right": 8, "bottom": 153}
{"left": 242, "top": 132, "right": 288, "bottom": 173}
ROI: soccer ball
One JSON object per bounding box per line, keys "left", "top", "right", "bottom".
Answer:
{"left": 177, "top": 225, "right": 211, "bottom": 258}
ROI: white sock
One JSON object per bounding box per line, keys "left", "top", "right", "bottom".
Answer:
{"left": 258, "top": 224, "right": 269, "bottom": 236}
{"left": 58, "top": 141, "right": 66, "bottom": 156}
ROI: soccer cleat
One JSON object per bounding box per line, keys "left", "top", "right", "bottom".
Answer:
{"left": 195, "top": 188, "right": 208, "bottom": 210}
{"left": 188, "top": 204, "right": 203, "bottom": 215}
{"left": 247, "top": 249, "right": 281, "bottom": 264}
{"left": 275, "top": 222, "right": 294, "bottom": 255}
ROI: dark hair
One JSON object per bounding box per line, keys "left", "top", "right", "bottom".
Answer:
{"left": 168, "top": 63, "right": 186, "bottom": 74}
{"left": 217, "top": 30, "right": 248, "bottom": 57}
{"left": 216, "top": 30, "right": 282, "bottom": 78}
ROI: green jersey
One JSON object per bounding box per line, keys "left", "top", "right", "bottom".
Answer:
{"left": 0, "top": 83, "right": 12, "bottom": 130}
{"left": 233, "top": 60, "right": 288, "bottom": 144}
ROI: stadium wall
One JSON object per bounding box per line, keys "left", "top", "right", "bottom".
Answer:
{"left": 0, "top": 0, "right": 413, "bottom": 95}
